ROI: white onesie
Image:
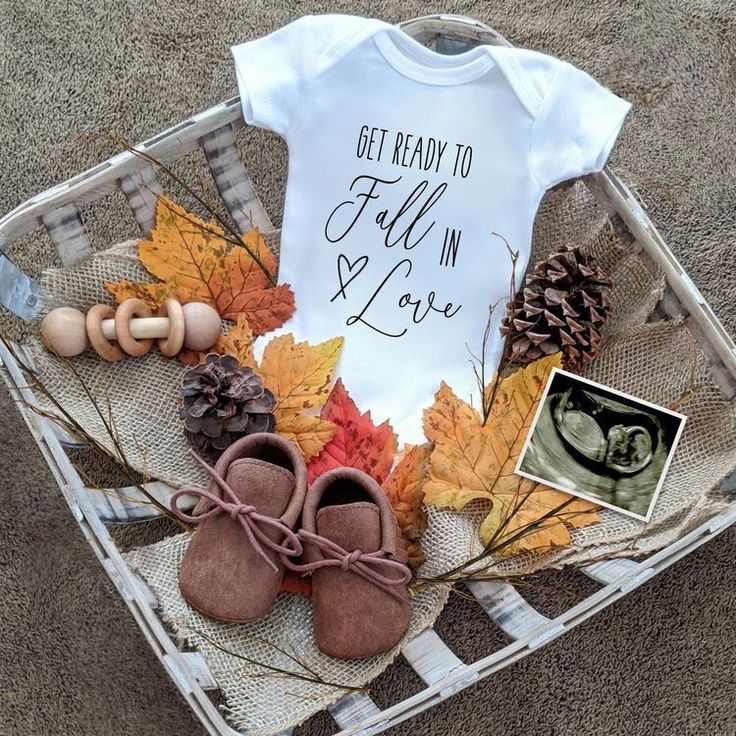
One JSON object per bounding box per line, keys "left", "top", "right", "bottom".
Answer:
{"left": 232, "top": 14, "right": 630, "bottom": 443}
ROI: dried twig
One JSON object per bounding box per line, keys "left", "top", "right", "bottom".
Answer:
{"left": 410, "top": 491, "right": 581, "bottom": 592}
{"left": 466, "top": 233, "right": 520, "bottom": 425}
{"left": 184, "top": 626, "right": 366, "bottom": 694}
{"left": 106, "top": 132, "right": 275, "bottom": 285}
{"left": 0, "top": 334, "right": 189, "bottom": 528}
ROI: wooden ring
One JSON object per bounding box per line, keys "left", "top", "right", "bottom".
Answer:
{"left": 157, "top": 298, "right": 185, "bottom": 356}
{"left": 115, "top": 298, "right": 153, "bottom": 357}
{"left": 86, "top": 304, "right": 125, "bottom": 362}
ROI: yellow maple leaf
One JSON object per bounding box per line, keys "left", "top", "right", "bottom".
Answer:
{"left": 423, "top": 353, "right": 599, "bottom": 555}
{"left": 185, "top": 326, "right": 342, "bottom": 460}
{"left": 259, "top": 333, "right": 344, "bottom": 417}
{"left": 105, "top": 197, "right": 295, "bottom": 334}
{"left": 273, "top": 413, "right": 338, "bottom": 462}
{"left": 259, "top": 333, "right": 344, "bottom": 461}
{"left": 178, "top": 314, "right": 254, "bottom": 366}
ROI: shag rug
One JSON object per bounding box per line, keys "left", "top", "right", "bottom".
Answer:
{"left": 1, "top": 1, "right": 735, "bottom": 735}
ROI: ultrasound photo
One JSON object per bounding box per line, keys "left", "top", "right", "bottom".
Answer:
{"left": 516, "top": 369, "right": 687, "bottom": 521}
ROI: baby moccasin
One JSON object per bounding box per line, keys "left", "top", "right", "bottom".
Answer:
{"left": 287, "top": 467, "right": 412, "bottom": 659}
{"left": 170, "top": 433, "right": 307, "bottom": 623}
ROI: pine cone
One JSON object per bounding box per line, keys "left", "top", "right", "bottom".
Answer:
{"left": 501, "top": 247, "right": 612, "bottom": 369}
{"left": 181, "top": 353, "right": 276, "bottom": 457}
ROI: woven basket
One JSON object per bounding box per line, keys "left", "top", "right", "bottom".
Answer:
{"left": 1, "top": 14, "right": 735, "bottom": 736}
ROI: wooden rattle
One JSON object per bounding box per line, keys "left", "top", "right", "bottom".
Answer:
{"left": 40, "top": 298, "right": 221, "bottom": 361}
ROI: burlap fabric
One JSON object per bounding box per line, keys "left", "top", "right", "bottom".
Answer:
{"left": 27, "top": 179, "right": 736, "bottom": 733}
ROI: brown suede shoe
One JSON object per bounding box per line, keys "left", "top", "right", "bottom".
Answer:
{"left": 286, "top": 467, "right": 412, "bottom": 659}
{"left": 170, "top": 433, "right": 306, "bottom": 623}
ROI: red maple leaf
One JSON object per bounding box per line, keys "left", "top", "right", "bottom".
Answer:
{"left": 280, "top": 378, "right": 399, "bottom": 595}
{"left": 306, "top": 378, "right": 398, "bottom": 485}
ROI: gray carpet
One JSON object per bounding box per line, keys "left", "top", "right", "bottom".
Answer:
{"left": 2, "top": 1, "right": 735, "bottom": 734}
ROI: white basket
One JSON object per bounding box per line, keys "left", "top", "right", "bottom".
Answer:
{"left": 1, "top": 14, "right": 735, "bottom": 736}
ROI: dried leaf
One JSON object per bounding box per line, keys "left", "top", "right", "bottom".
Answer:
{"left": 279, "top": 572, "right": 312, "bottom": 597}
{"left": 259, "top": 333, "right": 344, "bottom": 462}
{"left": 177, "top": 349, "right": 204, "bottom": 366}
{"left": 177, "top": 314, "right": 254, "bottom": 367}
{"left": 307, "top": 379, "right": 398, "bottom": 484}
{"left": 273, "top": 413, "right": 337, "bottom": 462}
{"left": 423, "top": 354, "right": 599, "bottom": 554}
{"left": 177, "top": 329, "right": 342, "bottom": 460}
{"left": 105, "top": 197, "right": 295, "bottom": 334}
{"left": 383, "top": 444, "right": 431, "bottom": 569}
{"left": 259, "top": 333, "right": 343, "bottom": 417}
{"left": 214, "top": 314, "right": 255, "bottom": 366}
{"left": 105, "top": 279, "right": 179, "bottom": 309}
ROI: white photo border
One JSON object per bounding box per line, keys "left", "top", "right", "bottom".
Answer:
{"left": 514, "top": 367, "right": 688, "bottom": 522}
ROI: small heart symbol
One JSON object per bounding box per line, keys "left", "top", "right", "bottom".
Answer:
{"left": 331, "top": 253, "right": 369, "bottom": 302}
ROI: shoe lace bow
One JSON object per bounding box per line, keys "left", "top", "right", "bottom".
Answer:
{"left": 283, "top": 529, "right": 411, "bottom": 605}
{"left": 170, "top": 451, "right": 302, "bottom": 574}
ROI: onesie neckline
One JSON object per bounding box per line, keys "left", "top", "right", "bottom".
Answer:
{"left": 372, "top": 26, "right": 495, "bottom": 86}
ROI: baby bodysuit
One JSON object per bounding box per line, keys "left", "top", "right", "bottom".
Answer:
{"left": 232, "top": 14, "right": 630, "bottom": 444}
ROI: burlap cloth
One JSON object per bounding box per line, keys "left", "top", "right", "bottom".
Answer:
{"left": 26, "top": 180, "right": 736, "bottom": 734}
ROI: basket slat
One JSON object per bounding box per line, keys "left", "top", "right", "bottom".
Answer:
{"left": 120, "top": 165, "right": 163, "bottom": 235}
{"left": 401, "top": 629, "right": 467, "bottom": 685}
{"left": 180, "top": 651, "right": 219, "bottom": 690}
{"left": 0, "top": 258, "right": 42, "bottom": 322}
{"left": 83, "top": 481, "right": 189, "bottom": 523}
{"left": 584, "top": 558, "right": 641, "bottom": 584}
{"left": 329, "top": 692, "right": 383, "bottom": 729}
{"left": 399, "top": 14, "right": 506, "bottom": 47}
{"left": 465, "top": 580, "right": 552, "bottom": 639}
{"left": 201, "top": 124, "right": 273, "bottom": 233}
{"left": 41, "top": 203, "right": 93, "bottom": 266}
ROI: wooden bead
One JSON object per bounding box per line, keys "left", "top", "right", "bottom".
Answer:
{"left": 182, "top": 302, "right": 221, "bottom": 351}
{"left": 40, "top": 307, "right": 88, "bottom": 357}
{"left": 157, "top": 298, "right": 185, "bottom": 356}
{"left": 86, "top": 304, "right": 125, "bottom": 362}
{"left": 115, "top": 298, "right": 153, "bottom": 357}
{"left": 41, "top": 299, "right": 221, "bottom": 361}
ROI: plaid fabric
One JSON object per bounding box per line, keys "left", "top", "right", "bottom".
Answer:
{"left": 120, "top": 164, "right": 162, "bottom": 236}
{"left": 41, "top": 202, "right": 93, "bottom": 266}
{"left": 201, "top": 122, "right": 273, "bottom": 233}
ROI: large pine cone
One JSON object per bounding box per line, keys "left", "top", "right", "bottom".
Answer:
{"left": 181, "top": 354, "right": 276, "bottom": 457}
{"left": 501, "top": 247, "right": 612, "bottom": 370}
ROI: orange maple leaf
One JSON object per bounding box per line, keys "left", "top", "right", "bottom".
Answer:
{"left": 423, "top": 353, "right": 599, "bottom": 555}
{"left": 383, "top": 444, "right": 431, "bottom": 569}
{"left": 306, "top": 378, "right": 398, "bottom": 485}
{"left": 106, "top": 197, "right": 294, "bottom": 334}
{"left": 279, "top": 570, "right": 312, "bottom": 597}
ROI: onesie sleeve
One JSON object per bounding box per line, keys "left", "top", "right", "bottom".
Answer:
{"left": 232, "top": 14, "right": 375, "bottom": 138}
{"left": 231, "top": 16, "right": 320, "bottom": 137}
{"left": 529, "top": 58, "right": 631, "bottom": 190}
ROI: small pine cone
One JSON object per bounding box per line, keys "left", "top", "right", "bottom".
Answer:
{"left": 181, "top": 353, "right": 276, "bottom": 458}
{"left": 500, "top": 246, "right": 612, "bottom": 370}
